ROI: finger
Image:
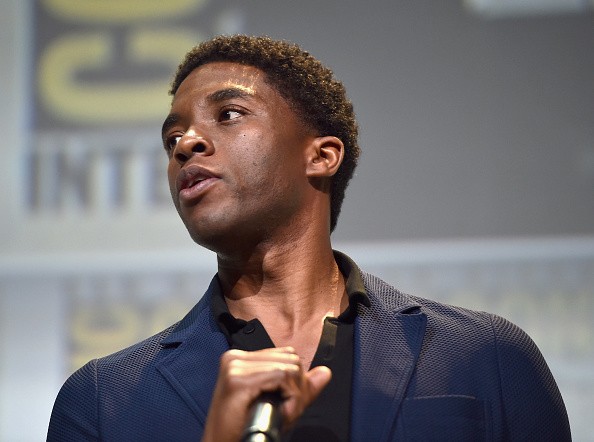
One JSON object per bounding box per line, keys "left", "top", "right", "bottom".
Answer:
{"left": 270, "top": 346, "right": 297, "bottom": 354}
{"left": 228, "top": 360, "right": 300, "bottom": 382}
{"left": 223, "top": 348, "right": 300, "bottom": 364}
{"left": 305, "top": 366, "right": 332, "bottom": 400}
{"left": 280, "top": 366, "right": 332, "bottom": 426}
{"left": 221, "top": 358, "right": 303, "bottom": 401}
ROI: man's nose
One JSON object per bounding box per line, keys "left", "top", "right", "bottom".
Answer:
{"left": 173, "top": 131, "right": 214, "bottom": 164}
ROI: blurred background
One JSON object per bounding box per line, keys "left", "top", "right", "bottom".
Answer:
{"left": 1, "top": 0, "right": 593, "bottom": 440}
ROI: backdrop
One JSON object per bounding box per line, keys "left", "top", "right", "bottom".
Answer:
{"left": 1, "top": 1, "right": 593, "bottom": 440}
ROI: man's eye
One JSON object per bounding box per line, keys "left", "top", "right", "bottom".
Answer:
{"left": 165, "top": 135, "right": 182, "bottom": 152}
{"left": 220, "top": 109, "right": 242, "bottom": 121}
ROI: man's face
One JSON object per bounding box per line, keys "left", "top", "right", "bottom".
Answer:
{"left": 163, "top": 62, "right": 315, "bottom": 252}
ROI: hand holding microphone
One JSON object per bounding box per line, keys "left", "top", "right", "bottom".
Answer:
{"left": 241, "top": 391, "right": 283, "bottom": 442}
{"left": 202, "top": 347, "right": 332, "bottom": 442}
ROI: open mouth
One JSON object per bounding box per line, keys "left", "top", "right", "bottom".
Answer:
{"left": 176, "top": 165, "right": 220, "bottom": 201}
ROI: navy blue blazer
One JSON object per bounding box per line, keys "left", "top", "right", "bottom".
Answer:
{"left": 48, "top": 271, "right": 570, "bottom": 441}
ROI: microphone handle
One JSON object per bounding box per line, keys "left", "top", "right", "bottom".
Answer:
{"left": 241, "top": 391, "right": 283, "bottom": 442}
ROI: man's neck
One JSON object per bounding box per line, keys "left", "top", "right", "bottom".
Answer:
{"left": 215, "top": 235, "right": 347, "bottom": 358}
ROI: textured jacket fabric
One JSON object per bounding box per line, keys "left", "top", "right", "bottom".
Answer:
{"left": 47, "top": 270, "right": 571, "bottom": 441}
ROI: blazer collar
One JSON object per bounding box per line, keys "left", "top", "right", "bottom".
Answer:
{"left": 351, "top": 272, "right": 427, "bottom": 442}
{"left": 156, "top": 277, "right": 230, "bottom": 425}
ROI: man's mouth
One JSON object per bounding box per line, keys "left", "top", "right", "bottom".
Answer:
{"left": 176, "top": 165, "right": 220, "bottom": 201}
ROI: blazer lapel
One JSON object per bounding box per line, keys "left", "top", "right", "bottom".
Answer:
{"left": 351, "top": 273, "right": 427, "bottom": 442}
{"left": 156, "top": 278, "right": 230, "bottom": 425}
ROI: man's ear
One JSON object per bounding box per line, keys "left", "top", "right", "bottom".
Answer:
{"left": 305, "top": 136, "right": 344, "bottom": 178}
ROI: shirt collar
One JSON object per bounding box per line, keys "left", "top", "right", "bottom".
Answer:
{"left": 334, "top": 249, "right": 370, "bottom": 320}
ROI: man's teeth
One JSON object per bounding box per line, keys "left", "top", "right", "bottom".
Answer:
{"left": 190, "top": 177, "right": 205, "bottom": 187}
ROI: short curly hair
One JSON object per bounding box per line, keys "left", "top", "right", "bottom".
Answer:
{"left": 170, "top": 35, "right": 360, "bottom": 232}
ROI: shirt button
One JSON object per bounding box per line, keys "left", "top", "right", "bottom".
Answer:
{"left": 243, "top": 323, "right": 255, "bottom": 334}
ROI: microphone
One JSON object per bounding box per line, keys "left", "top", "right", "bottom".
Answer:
{"left": 241, "top": 391, "right": 283, "bottom": 442}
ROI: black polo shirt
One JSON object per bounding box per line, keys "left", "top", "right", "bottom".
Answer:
{"left": 210, "top": 251, "right": 369, "bottom": 441}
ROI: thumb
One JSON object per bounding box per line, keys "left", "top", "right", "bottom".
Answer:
{"left": 281, "top": 366, "right": 332, "bottom": 427}
{"left": 306, "top": 366, "right": 332, "bottom": 400}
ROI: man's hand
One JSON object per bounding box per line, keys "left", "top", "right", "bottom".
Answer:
{"left": 202, "top": 347, "right": 332, "bottom": 442}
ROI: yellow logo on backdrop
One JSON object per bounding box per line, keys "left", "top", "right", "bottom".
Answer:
{"left": 38, "top": 30, "right": 201, "bottom": 124}
{"left": 43, "top": 0, "right": 206, "bottom": 22}
{"left": 38, "top": 0, "right": 205, "bottom": 124}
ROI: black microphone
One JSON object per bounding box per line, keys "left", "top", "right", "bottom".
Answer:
{"left": 241, "top": 391, "right": 283, "bottom": 442}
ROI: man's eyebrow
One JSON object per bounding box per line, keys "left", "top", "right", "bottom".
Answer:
{"left": 161, "top": 113, "right": 180, "bottom": 139}
{"left": 206, "top": 86, "right": 255, "bottom": 103}
{"left": 161, "top": 87, "right": 255, "bottom": 138}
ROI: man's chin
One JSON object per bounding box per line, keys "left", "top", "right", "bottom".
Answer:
{"left": 186, "top": 223, "right": 264, "bottom": 257}
{"left": 185, "top": 223, "right": 230, "bottom": 253}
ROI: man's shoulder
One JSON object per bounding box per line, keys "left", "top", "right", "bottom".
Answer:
{"left": 51, "top": 321, "right": 182, "bottom": 420}
{"left": 359, "top": 270, "right": 537, "bottom": 353}
{"left": 360, "top": 271, "right": 492, "bottom": 321}
{"left": 61, "top": 321, "right": 181, "bottom": 389}
{"left": 93, "top": 280, "right": 217, "bottom": 370}
{"left": 340, "top": 252, "right": 489, "bottom": 322}
{"left": 96, "top": 321, "right": 180, "bottom": 367}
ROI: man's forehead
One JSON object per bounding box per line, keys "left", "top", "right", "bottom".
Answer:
{"left": 176, "top": 62, "right": 265, "bottom": 98}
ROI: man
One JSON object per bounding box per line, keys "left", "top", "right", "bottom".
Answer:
{"left": 48, "top": 35, "right": 570, "bottom": 441}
